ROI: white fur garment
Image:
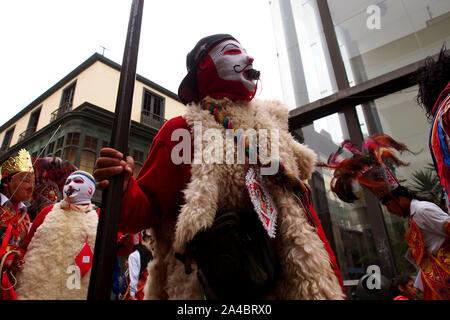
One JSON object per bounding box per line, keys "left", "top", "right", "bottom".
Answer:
{"left": 16, "top": 200, "right": 98, "bottom": 300}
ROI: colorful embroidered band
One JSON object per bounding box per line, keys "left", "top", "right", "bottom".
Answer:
{"left": 201, "top": 100, "right": 317, "bottom": 227}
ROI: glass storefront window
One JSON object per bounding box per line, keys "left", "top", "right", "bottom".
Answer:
{"left": 328, "top": 0, "right": 450, "bottom": 86}
{"left": 300, "top": 116, "right": 381, "bottom": 283}
{"left": 357, "top": 85, "right": 433, "bottom": 276}
{"left": 362, "top": 86, "right": 432, "bottom": 181}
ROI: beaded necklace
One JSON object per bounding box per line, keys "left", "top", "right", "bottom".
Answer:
{"left": 200, "top": 100, "right": 318, "bottom": 228}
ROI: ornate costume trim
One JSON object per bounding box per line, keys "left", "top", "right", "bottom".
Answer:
{"left": 429, "top": 93, "right": 450, "bottom": 198}
{"left": 245, "top": 166, "right": 278, "bottom": 237}
{"left": 420, "top": 239, "right": 450, "bottom": 300}
{"left": 405, "top": 219, "right": 450, "bottom": 300}
{"left": 200, "top": 100, "right": 317, "bottom": 228}
{"left": 404, "top": 219, "right": 425, "bottom": 266}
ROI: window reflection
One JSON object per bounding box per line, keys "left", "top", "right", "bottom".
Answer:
{"left": 300, "top": 122, "right": 381, "bottom": 282}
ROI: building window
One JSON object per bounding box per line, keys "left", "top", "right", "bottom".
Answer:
{"left": 143, "top": 90, "right": 164, "bottom": 116}
{"left": 133, "top": 163, "right": 142, "bottom": 178}
{"left": 55, "top": 150, "right": 62, "bottom": 158}
{"left": 300, "top": 114, "right": 381, "bottom": 283}
{"left": 357, "top": 86, "right": 431, "bottom": 276}
{"left": 66, "top": 132, "right": 80, "bottom": 145}
{"left": 47, "top": 141, "right": 55, "bottom": 154}
{"left": 132, "top": 149, "right": 145, "bottom": 178}
{"left": 60, "top": 82, "right": 76, "bottom": 112}
{"left": 56, "top": 136, "right": 64, "bottom": 149}
{"left": 133, "top": 150, "right": 144, "bottom": 163}
{"left": 84, "top": 135, "right": 98, "bottom": 151}
{"left": 18, "top": 107, "right": 41, "bottom": 143}
{"left": 63, "top": 146, "right": 77, "bottom": 164}
{"left": 79, "top": 150, "right": 96, "bottom": 174}
{"left": 153, "top": 97, "right": 162, "bottom": 116}
{"left": 141, "top": 89, "right": 165, "bottom": 128}
{"left": 38, "top": 147, "right": 45, "bottom": 158}
{"left": 1, "top": 126, "right": 15, "bottom": 150}
{"left": 27, "top": 107, "right": 41, "bottom": 134}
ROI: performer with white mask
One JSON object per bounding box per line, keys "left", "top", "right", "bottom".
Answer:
{"left": 63, "top": 170, "right": 96, "bottom": 206}
{"left": 15, "top": 170, "right": 98, "bottom": 300}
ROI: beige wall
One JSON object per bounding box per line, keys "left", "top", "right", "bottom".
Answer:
{"left": 0, "top": 81, "right": 70, "bottom": 146}
{"left": 1, "top": 59, "right": 186, "bottom": 149}
{"left": 72, "top": 61, "right": 119, "bottom": 114}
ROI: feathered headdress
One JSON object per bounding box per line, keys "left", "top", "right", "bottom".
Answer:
{"left": 318, "top": 134, "right": 412, "bottom": 203}
{"left": 31, "top": 157, "right": 77, "bottom": 211}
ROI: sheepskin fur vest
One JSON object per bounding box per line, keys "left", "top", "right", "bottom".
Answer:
{"left": 145, "top": 97, "right": 344, "bottom": 300}
{"left": 16, "top": 200, "right": 98, "bottom": 300}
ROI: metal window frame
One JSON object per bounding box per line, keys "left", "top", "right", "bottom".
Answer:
{"left": 290, "top": 0, "right": 447, "bottom": 279}
{"left": 289, "top": 0, "right": 431, "bottom": 279}
{"left": 1, "top": 126, "right": 15, "bottom": 149}
{"left": 142, "top": 87, "right": 165, "bottom": 117}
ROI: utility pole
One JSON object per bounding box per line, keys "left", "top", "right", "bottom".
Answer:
{"left": 88, "top": 0, "right": 144, "bottom": 300}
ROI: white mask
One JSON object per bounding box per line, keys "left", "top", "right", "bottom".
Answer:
{"left": 63, "top": 171, "right": 95, "bottom": 205}
{"left": 206, "top": 39, "right": 257, "bottom": 92}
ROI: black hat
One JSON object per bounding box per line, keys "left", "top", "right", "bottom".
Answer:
{"left": 178, "top": 34, "right": 236, "bottom": 105}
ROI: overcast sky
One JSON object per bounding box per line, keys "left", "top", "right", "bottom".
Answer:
{"left": 0, "top": 0, "right": 284, "bottom": 127}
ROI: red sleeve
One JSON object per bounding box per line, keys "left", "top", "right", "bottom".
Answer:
{"left": 308, "top": 201, "right": 345, "bottom": 295}
{"left": 119, "top": 117, "right": 191, "bottom": 234}
{"left": 21, "top": 205, "right": 54, "bottom": 253}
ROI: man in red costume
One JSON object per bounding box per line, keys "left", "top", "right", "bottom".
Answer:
{"left": 95, "top": 34, "right": 344, "bottom": 299}
{"left": 382, "top": 186, "right": 449, "bottom": 300}
{"left": 0, "top": 149, "right": 34, "bottom": 300}
{"left": 16, "top": 170, "right": 99, "bottom": 300}
{"left": 321, "top": 135, "right": 449, "bottom": 300}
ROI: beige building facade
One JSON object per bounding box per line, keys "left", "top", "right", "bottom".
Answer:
{"left": 0, "top": 53, "right": 185, "bottom": 149}
{"left": 0, "top": 53, "right": 186, "bottom": 212}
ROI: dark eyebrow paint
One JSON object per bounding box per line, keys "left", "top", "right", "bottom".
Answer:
{"left": 221, "top": 43, "right": 240, "bottom": 52}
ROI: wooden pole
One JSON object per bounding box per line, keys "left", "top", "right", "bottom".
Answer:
{"left": 88, "top": 0, "right": 144, "bottom": 300}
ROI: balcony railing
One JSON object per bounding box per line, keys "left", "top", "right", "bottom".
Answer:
{"left": 18, "top": 126, "right": 37, "bottom": 142}
{"left": 50, "top": 102, "right": 72, "bottom": 122}
{"left": 141, "top": 110, "right": 166, "bottom": 129}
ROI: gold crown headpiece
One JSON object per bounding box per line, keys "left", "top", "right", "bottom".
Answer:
{"left": 1, "top": 149, "right": 34, "bottom": 178}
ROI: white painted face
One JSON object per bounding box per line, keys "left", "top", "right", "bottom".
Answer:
{"left": 207, "top": 39, "right": 257, "bottom": 91}
{"left": 63, "top": 174, "right": 95, "bottom": 205}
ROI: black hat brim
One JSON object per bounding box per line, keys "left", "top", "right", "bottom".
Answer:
{"left": 178, "top": 69, "right": 198, "bottom": 105}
